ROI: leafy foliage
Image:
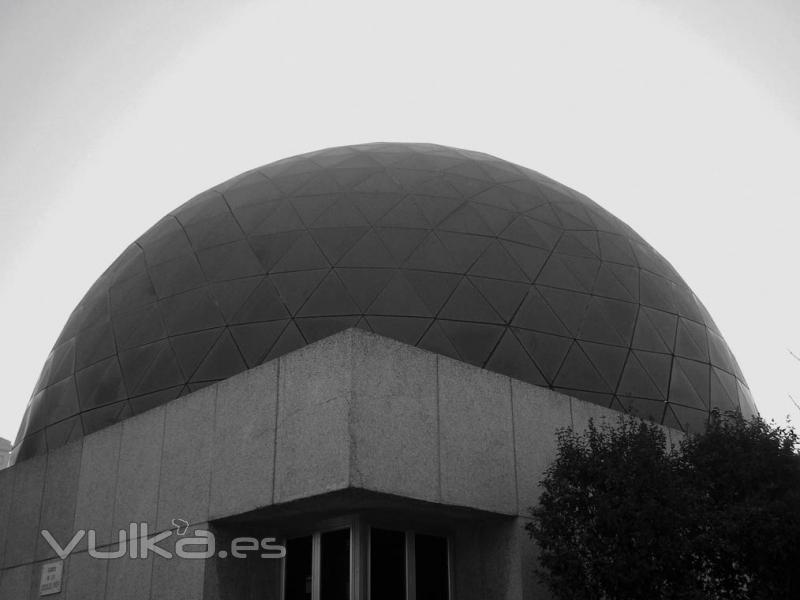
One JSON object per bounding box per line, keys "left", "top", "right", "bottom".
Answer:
{"left": 526, "top": 412, "right": 800, "bottom": 600}
{"left": 681, "top": 413, "right": 800, "bottom": 599}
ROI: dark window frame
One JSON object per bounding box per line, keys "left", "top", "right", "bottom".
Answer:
{"left": 279, "top": 514, "right": 452, "bottom": 600}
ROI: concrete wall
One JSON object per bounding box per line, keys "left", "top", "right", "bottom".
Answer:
{"left": 0, "top": 328, "right": 679, "bottom": 599}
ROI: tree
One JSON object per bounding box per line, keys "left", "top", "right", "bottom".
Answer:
{"left": 527, "top": 417, "right": 700, "bottom": 599}
{"left": 526, "top": 412, "right": 800, "bottom": 600}
{"left": 681, "top": 412, "right": 800, "bottom": 599}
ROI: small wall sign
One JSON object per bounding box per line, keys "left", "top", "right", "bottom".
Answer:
{"left": 39, "top": 560, "right": 63, "bottom": 596}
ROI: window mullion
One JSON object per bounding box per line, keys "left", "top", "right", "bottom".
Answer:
{"left": 447, "top": 536, "right": 454, "bottom": 600}
{"left": 351, "top": 519, "right": 362, "bottom": 600}
{"left": 405, "top": 531, "right": 416, "bottom": 600}
{"left": 279, "top": 537, "right": 287, "bottom": 600}
{"left": 312, "top": 532, "right": 321, "bottom": 600}
{"left": 365, "top": 525, "right": 372, "bottom": 600}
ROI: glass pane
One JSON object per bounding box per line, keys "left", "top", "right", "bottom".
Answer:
{"left": 415, "top": 533, "right": 449, "bottom": 600}
{"left": 284, "top": 536, "right": 312, "bottom": 600}
{"left": 370, "top": 528, "right": 406, "bottom": 600}
{"left": 320, "top": 528, "right": 350, "bottom": 600}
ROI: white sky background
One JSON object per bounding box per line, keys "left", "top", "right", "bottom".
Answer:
{"left": 0, "top": 0, "right": 798, "bottom": 441}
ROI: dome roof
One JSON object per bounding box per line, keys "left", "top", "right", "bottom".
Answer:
{"left": 13, "top": 143, "right": 755, "bottom": 461}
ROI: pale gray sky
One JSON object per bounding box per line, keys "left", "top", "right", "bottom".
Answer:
{"left": 1, "top": 0, "right": 798, "bottom": 441}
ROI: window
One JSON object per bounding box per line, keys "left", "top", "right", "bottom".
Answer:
{"left": 367, "top": 527, "right": 450, "bottom": 600}
{"left": 413, "top": 534, "right": 449, "bottom": 600}
{"left": 320, "top": 529, "right": 350, "bottom": 600}
{"left": 369, "top": 528, "right": 405, "bottom": 600}
{"left": 284, "top": 536, "right": 313, "bottom": 600}
{"left": 282, "top": 518, "right": 450, "bottom": 600}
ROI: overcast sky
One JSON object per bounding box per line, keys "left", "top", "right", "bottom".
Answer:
{"left": 1, "top": 0, "right": 798, "bottom": 442}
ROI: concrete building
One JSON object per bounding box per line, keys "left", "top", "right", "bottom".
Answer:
{"left": 0, "top": 438, "right": 10, "bottom": 470}
{"left": 0, "top": 144, "right": 754, "bottom": 598}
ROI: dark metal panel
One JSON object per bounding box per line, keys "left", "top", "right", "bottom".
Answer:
{"left": 13, "top": 143, "right": 756, "bottom": 460}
